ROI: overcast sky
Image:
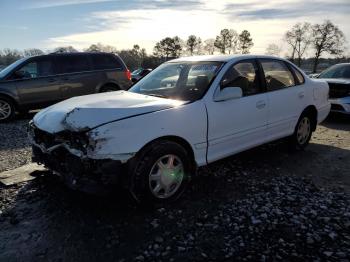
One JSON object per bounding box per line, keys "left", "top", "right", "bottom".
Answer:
{"left": 1, "top": 0, "right": 349, "bottom": 56}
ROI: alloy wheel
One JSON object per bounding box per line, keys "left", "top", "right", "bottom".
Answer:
{"left": 297, "top": 117, "right": 311, "bottom": 145}
{"left": 0, "top": 100, "right": 12, "bottom": 120}
{"left": 148, "top": 154, "right": 184, "bottom": 199}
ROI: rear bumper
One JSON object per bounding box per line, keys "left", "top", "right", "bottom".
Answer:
{"left": 329, "top": 97, "right": 350, "bottom": 114}
{"left": 32, "top": 145, "right": 126, "bottom": 195}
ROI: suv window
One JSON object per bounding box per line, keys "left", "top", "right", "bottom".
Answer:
{"left": 13, "top": 58, "right": 54, "bottom": 79}
{"left": 260, "top": 59, "right": 295, "bottom": 91}
{"left": 56, "top": 55, "right": 91, "bottom": 74}
{"left": 221, "top": 60, "right": 261, "bottom": 96}
{"left": 91, "top": 54, "right": 122, "bottom": 70}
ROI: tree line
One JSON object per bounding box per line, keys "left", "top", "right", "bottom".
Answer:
{"left": 265, "top": 20, "right": 346, "bottom": 72}
{"left": 0, "top": 20, "right": 346, "bottom": 73}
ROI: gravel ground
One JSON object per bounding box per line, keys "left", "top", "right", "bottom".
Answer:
{"left": 0, "top": 114, "right": 349, "bottom": 261}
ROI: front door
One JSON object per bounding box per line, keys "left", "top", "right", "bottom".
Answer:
{"left": 13, "top": 57, "right": 62, "bottom": 109}
{"left": 206, "top": 59, "right": 268, "bottom": 163}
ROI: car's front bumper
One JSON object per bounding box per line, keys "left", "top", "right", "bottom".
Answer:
{"left": 32, "top": 145, "right": 126, "bottom": 195}
{"left": 329, "top": 97, "right": 350, "bottom": 114}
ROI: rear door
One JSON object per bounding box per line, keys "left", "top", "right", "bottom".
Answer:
{"left": 13, "top": 56, "right": 62, "bottom": 108}
{"left": 258, "top": 59, "right": 306, "bottom": 139}
{"left": 56, "top": 54, "right": 99, "bottom": 99}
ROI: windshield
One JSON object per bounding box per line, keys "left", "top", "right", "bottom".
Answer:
{"left": 319, "top": 64, "right": 350, "bottom": 79}
{"left": 0, "top": 57, "right": 27, "bottom": 79}
{"left": 129, "top": 61, "right": 223, "bottom": 101}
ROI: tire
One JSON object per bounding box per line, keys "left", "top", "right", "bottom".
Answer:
{"left": 128, "top": 140, "right": 193, "bottom": 204}
{"left": 289, "top": 113, "right": 313, "bottom": 150}
{"left": 100, "top": 84, "right": 120, "bottom": 93}
{"left": 0, "top": 96, "right": 15, "bottom": 122}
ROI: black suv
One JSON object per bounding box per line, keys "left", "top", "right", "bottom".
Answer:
{"left": 0, "top": 52, "right": 132, "bottom": 122}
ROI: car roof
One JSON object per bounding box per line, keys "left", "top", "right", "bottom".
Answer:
{"left": 28, "top": 52, "right": 115, "bottom": 59}
{"left": 170, "top": 54, "right": 288, "bottom": 63}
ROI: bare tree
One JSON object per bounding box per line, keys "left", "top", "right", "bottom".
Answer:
{"left": 284, "top": 23, "right": 312, "bottom": 66}
{"left": 153, "top": 36, "right": 183, "bottom": 59}
{"left": 85, "top": 43, "right": 117, "bottom": 53}
{"left": 238, "top": 30, "right": 254, "bottom": 54}
{"left": 203, "top": 39, "right": 216, "bottom": 55}
{"left": 23, "top": 48, "right": 44, "bottom": 57}
{"left": 53, "top": 46, "right": 78, "bottom": 53}
{"left": 0, "top": 49, "right": 23, "bottom": 65}
{"left": 214, "top": 29, "right": 234, "bottom": 54}
{"left": 311, "top": 20, "right": 346, "bottom": 72}
{"left": 265, "top": 44, "right": 282, "bottom": 56}
{"left": 186, "top": 35, "right": 202, "bottom": 56}
{"left": 228, "top": 29, "right": 239, "bottom": 54}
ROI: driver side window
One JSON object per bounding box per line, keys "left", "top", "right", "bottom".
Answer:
{"left": 18, "top": 62, "right": 38, "bottom": 79}
{"left": 12, "top": 59, "right": 54, "bottom": 80}
{"left": 221, "top": 60, "right": 261, "bottom": 96}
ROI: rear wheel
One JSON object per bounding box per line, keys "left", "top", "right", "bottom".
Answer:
{"left": 0, "top": 96, "right": 15, "bottom": 122}
{"left": 100, "top": 84, "right": 120, "bottom": 93}
{"left": 289, "top": 113, "right": 313, "bottom": 149}
{"left": 128, "top": 141, "right": 193, "bottom": 204}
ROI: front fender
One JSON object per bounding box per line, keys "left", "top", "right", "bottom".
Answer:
{"left": 87, "top": 101, "right": 208, "bottom": 166}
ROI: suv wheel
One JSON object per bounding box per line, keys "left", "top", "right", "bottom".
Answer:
{"left": 289, "top": 113, "right": 313, "bottom": 149}
{"left": 129, "top": 141, "right": 192, "bottom": 204}
{"left": 100, "top": 84, "right": 120, "bottom": 93}
{"left": 0, "top": 96, "right": 15, "bottom": 122}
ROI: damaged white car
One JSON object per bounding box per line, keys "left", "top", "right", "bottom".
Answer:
{"left": 29, "top": 55, "right": 330, "bottom": 203}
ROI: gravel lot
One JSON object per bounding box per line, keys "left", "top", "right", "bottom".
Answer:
{"left": 0, "top": 113, "right": 349, "bottom": 261}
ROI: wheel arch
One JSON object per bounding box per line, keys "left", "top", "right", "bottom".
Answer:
{"left": 301, "top": 105, "right": 318, "bottom": 131}
{"left": 0, "top": 93, "right": 18, "bottom": 110}
{"left": 97, "top": 82, "right": 121, "bottom": 93}
{"left": 134, "top": 135, "right": 197, "bottom": 171}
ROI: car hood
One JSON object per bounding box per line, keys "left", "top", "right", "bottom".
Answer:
{"left": 320, "top": 78, "right": 350, "bottom": 85}
{"left": 33, "top": 91, "right": 186, "bottom": 134}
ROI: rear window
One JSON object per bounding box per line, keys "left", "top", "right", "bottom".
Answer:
{"left": 290, "top": 65, "right": 305, "bottom": 84}
{"left": 91, "top": 54, "right": 122, "bottom": 70}
{"left": 260, "top": 59, "right": 295, "bottom": 91}
{"left": 56, "top": 55, "right": 91, "bottom": 74}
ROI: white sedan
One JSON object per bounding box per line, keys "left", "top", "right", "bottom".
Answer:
{"left": 29, "top": 55, "right": 330, "bottom": 204}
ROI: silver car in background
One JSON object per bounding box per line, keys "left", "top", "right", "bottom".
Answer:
{"left": 316, "top": 63, "right": 350, "bottom": 115}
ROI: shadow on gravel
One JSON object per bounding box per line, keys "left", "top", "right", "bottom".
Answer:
{"left": 322, "top": 113, "right": 350, "bottom": 131}
{"left": 1, "top": 140, "right": 349, "bottom": 261}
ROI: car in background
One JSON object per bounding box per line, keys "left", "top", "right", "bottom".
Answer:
{"left": 131, "top": 68, "right": 152, "bottom": 83}
{"left": 29, "top": 55, "right": 330, "bottom": 204}
{"left": 0, "top": 52, "right": 132, "bottom": 122}
{"left": 316, "top": 63, "right": 350, "bottom": 115}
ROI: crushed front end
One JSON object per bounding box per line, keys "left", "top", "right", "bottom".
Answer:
{"left": 29, "top": 121, "right": 126, "bottom": 194}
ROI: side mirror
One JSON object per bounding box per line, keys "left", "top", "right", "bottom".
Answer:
{"left": 13, "top": 70, "right": 28, "bottom": 79}
{"left": 214, "top": 86, "right": 243, "bottom": 102}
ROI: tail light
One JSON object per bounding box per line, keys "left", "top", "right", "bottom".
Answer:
{"left": 125, "top": 69, "right": 131, "bottom": 81}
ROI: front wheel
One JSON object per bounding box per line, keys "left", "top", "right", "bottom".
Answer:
{"left": 289, "top": 114, "right": 313, "bottom": 149}
{"left": 128, "top": 141, "right": 193, "bottom": 204}
{"left": 0, "top": 96, "right": 15, "bottom": 122}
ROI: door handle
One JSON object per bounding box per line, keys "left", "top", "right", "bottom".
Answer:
{"left": 47, "top": 78, "right": 56, "bottom": 83}
{"left": 61, "top": 77, "right": 70, "bottom": 81}
{"left": 298, "top": 92, "right": 305, "bottom": 98}
{"left": 256, "top": 100, "right": 266, "bottom": 109}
